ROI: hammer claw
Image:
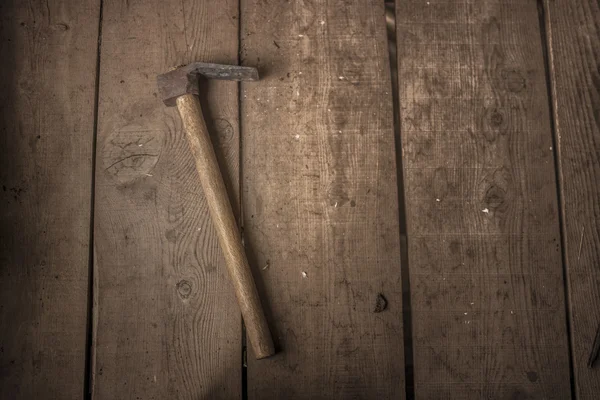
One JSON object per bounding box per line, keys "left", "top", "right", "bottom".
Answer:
{"left": 157, "top": 61, "right": 258, "bottom": 106}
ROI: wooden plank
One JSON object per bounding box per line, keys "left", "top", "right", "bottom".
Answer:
{"left": 544, "top": 0, "right": 600, "bottom": 396}
{"left": 0, "top": 0, "right": 99, "bottom": 398}
{"left": 396, "top": 1, "right": 572, "bottom": 398}
{"left": 92, "top": 0, "right": 241, "bottom": 398}
{"left": 241, "top": 0, "right": 404, "bottom": 398}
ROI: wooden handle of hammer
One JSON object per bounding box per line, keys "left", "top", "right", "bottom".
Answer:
{"left": 176, "top": 93, "right": 275, "bottom": 359}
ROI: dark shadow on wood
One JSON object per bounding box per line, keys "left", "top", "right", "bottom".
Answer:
{"left": 0, "top": 2, "right": 22, "bottom": 397}
{"left": 537, "top": 0, "right": 576, "bottom": 397}
{"left": 86, "top": 1, "right": 104, "bottom": 399}
{"left": 386, "top": 0, "right": 415, "bottom": 398}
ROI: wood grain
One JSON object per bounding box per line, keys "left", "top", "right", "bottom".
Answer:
{"left": 0, "top": 0, "right": 99, "bottom": 397}
{"left": 176, "top": 94, "right": 274, "bottom": 359}
{"left": 241, "top": 0, "right": 405, "bottom": 398}
{"left": 544, "top": 0, "right": 600, "bottom": 396}
{"left": 396, "top": 1, "right": 571, "bottom": 398}
{"left": 93, "top": 0, "right": 242, "bottom": 398}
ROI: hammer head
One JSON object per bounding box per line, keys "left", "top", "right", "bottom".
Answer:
{"left": 157, "top": 62, "right": 259, "bottom": 106}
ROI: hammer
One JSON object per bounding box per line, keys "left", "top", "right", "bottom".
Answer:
{"left": 157, "top": 62, "right": 274, "bottom": 359}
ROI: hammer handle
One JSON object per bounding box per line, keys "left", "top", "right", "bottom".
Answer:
{"left": 176, "top": 93, "right": 275, "bottom": 359}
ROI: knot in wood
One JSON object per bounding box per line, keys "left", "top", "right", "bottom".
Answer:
{"left": 176, "top": 280, "right": 192, "bottom": 299}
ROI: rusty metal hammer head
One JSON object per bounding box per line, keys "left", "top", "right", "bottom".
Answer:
{"left": 157, "top": 62, "right": 259, "bottom": 106}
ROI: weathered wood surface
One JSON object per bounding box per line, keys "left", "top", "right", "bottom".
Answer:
{"left": 93, "top": 0, "right": 242, "bottom": 398}
{"left": 396, "top": 0, "right": 572, "bottom": 398}
{"left": 545, "top": 0, "right": 600, "bottom": 397}
{"left": 0, "top": 0, "right": 99, "bottom": 398}
{"left": 241, "top": 0, "right": 405, "bottom": 398}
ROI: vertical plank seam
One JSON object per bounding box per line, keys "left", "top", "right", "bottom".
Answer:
{"left": 538, "top": 1, "right": 577, "bottom": 398}
{"left": 237, "top": 0, "right": 248, "bottom": 398}
{"left": 85, "top": 1, "right": 104, "bottom": 398}
{"left": 387, "top": 0, "right": 414, "bottom": 398}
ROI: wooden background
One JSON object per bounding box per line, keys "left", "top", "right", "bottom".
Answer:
{"left": 0, "top": 0, "right": 598, "bottom": 399}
